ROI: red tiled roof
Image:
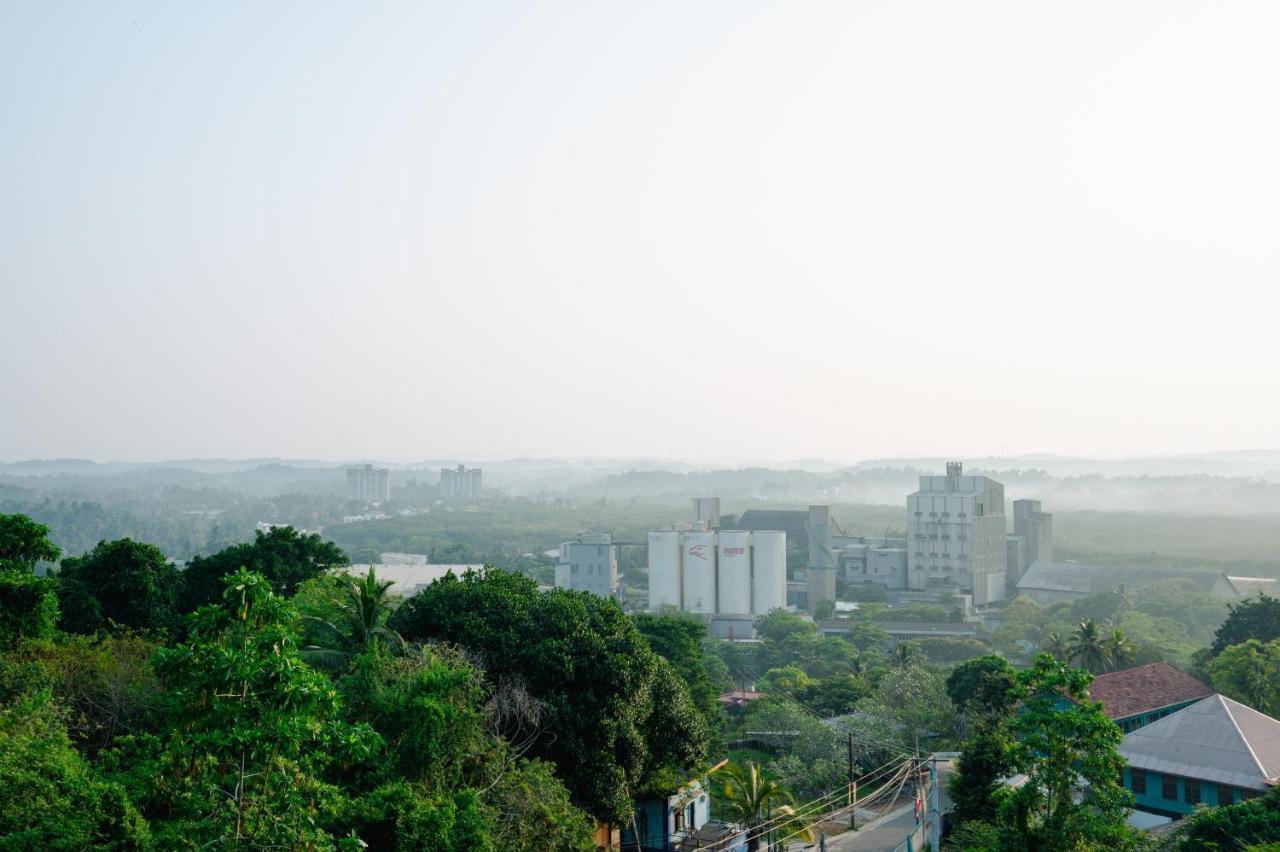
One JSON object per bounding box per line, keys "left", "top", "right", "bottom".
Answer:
{"left": 1087, "top": 662, "right": 1215, "bottom": 720}
{"left": 716, "top": 690, "right": 765, "bottom": 705}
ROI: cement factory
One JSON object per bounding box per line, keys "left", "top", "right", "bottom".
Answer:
{"left": 552, "top": 464, "right": 1065, "bottom": 636}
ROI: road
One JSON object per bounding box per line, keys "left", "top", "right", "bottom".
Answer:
{"left": 775, "top": 800, "right": 920, "bottom": 852}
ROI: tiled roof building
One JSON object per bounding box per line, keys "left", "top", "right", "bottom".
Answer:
{"left": 1088, "top": 662, "right": 1216, "bottom": 733}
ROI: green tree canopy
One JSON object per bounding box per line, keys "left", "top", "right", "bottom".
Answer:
{"left": 0, "top": 513, "right": 61, "bottom": 572}
{"left": 1212, "top": 593, "right": 1280, "bottom": 655}
{"left": 178, "top": 525, "right": 349, "bottom": 611}
{"left": 1208, "top": 639, "right": 1280, "bottom": 715}
{"left": 56, "top": 538, "right": 182, "bottom": 634}
{"left": 390, "top": 569, "right": 709, "bottom": 824}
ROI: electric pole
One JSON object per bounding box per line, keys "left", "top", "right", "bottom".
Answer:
{"left": 847, "top": 732, "right": 857, "bottom": 830}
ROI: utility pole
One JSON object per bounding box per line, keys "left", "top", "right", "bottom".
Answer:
{"left": 846, "top": 733, "right": 857, "bottom": 830}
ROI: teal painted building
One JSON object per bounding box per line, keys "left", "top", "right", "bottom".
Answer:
{"left": 1119, "top": 695, "right": 1280, "bottom": 819}
{"left": 1086, "top": 662, "right": 1214, "bottom": 735}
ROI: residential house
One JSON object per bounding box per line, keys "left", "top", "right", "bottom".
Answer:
{"left": 1119, "top": 695, "right": 1280, "bottom": 818}
{"left": 1087, "top": 662, "right": 1216, "bottom": 734}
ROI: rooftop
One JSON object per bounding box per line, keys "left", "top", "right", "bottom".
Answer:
{"left": 1017, "top": 560, "right": 1236, "bottom": 596}
{"left": 1087, "top": 662, "right": 1215, "bottom": 721}
{"left": 1119, "top": 694, "right": 1280, "bottom": 790}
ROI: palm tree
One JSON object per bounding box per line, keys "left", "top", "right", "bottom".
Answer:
{"left": 1042, "top": 632, "right": 1069, "bottom": 661}
{"left": 893, "top": 641, "right": 925, "bottom": 669}
{"left": 302, "top": 567, "right": 403, "bottom": 668}
{"left": 1104, "top": 627, "right": 1136, "bottom": 672}
{"left": 1068, "top": 619, "right": 1109, "bottom": 673}
{"left": 713, "top": 761, "right": 811, "bottom": 852}
{"left": 1114, "top": 584, "right": 1133, "bottom": 616}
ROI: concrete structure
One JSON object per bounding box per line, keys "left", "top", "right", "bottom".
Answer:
{"left": 554, "top": 534, "right": 618, "bottom": 598}
{"left": 343, "top": 556, "right": 482, "bottom": 597}
{"left": 347, "top": 464, "right": 390, "bottom": 503}
{"left": 907, "top": 463, "right": 1008, "bottom": 605}
{"left": 1017, "top": 561, "right": 1241, "bottom": 603}
{"left": 837, "top": 536, "right": 909, "bottom": 589}
{"left": 806, "top": 504, "right": 837, "bottom": 612}
{"left": 692, "top": 497, "right": 721, "bottom": 530}
{"left": 1120, "top": 695, "right": 1280, "bottom": 818}
{"left": 1006, "top": 499, "right": 1053, "bottom": 588}
{"left": 1087, "top": 662, "right": 1215, "bottom": 734}
{"left": 439, "top": 464, "right": 482, "bottom": 499}
{"left": 646, "top": 503, "right": 786, "bottom": 624}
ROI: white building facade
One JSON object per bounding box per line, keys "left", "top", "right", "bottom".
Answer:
{"left": 906, "top": 463, "right": 1007, "bottom": 605}
{"left": 554, "top": 534, "right": 618, "bottom": 598}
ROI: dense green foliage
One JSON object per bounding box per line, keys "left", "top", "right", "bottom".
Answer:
{"left": 57, "top": 538, "right": 182, "bottom": 634}
{"left": 1211, "top": 592, "right": 1280, "bottom": 654}
{"left": 391, "top": 569, "right": 709, "bottom": 824}
{"left": 179, "top": 526, "right": 349, "bottom": 610}
{"left": 948, "top": 655, "right": 1139, "bottom": 851}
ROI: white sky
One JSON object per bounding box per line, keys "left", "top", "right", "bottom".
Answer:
{"left": 3, "top": 2, "right": 1279, "bottom": 463}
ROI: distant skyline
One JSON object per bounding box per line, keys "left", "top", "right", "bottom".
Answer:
{"left": 5, "top": 3, "right": 1280, "bottom": 462}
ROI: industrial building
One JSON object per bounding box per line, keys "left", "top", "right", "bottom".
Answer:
{"left": 1016, "top": 561, "right": 1245, "bottom": 602}
{"left": 907, "top": 463, "right": 1008, "bottom": 605}
{"left": 647, "top": 500, "right": 786, "bottom": 631}
{"left": 554, "top": 534, "right": 618, "bottom": 598}
{"left": 347, "top": 464, "right": 391, "bottom": 503}
{"left": 836, "top": 535, "right": 909, "bottom": 589}
{"left": 439, "top": 464, "right": 482, "bottom": 499}
{"left": 1006, "top": 499, "right": 1053, "bottom": 588}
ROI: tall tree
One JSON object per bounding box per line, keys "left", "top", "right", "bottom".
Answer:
{"left": 999, "top": 655, "right": 1138, "bottom": 851}
{"left": 56, "top": 538, "right": 182, "bottom": 634}
{"left": 147, "top": 568, "right": 384, "bottom": 849}
{"left": 391, "top": 569, "right": 709, "bottom": 825}
{"left": 1104, "top": 627, "right": 1136, "bottom": 672}
{"left": 1068, "top": 619, "right": 1109, "bottom": 673}
{"left": 1208, "top": 639, "right": 1280, "bottom": 715}
{"left": 633, "top": 614, "right": 721, "bottom": 728}
{"left": 0, "top": 514, "right": 62, "bottom": 650}
{"left": 178, "top": 525, "right": 349, "bottom": 611}
{"left": 0, "top": 514, "right": 61, "bottom": 572}
{"left": 1212, "top": 593, "right": 1280, "bottom": 655}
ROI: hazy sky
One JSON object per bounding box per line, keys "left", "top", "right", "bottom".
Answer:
{"left": 4, "top": 2, "right": 1280, "bottom": 464}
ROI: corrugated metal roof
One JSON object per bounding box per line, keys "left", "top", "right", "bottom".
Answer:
{"left": 1119, "top": 695, "right": 1280, "bottom": 790}
{"left": 1016, "top": 561, "right": 1232, "bottom": 595}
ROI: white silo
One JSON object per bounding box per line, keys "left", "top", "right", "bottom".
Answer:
{"left": 647, "top": 531, "right": 682, "bottom": 611}
{"left": 682, "top": 531, "right": 717, "bottom": 613}
{"left": 750, "top": 530, "right": 787, "bottom": 615}
{"left": 716, "top": 530, "right": 752, "bottom": 614}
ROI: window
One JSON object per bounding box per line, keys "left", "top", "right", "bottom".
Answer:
{"left": 1130, "top": 770, "right": 1146, "bottom": 795}
{"left": 1185, "top": 779, "right": 1200, "bottom": 805}
{"left": 1218, "top": 784, "right": 1234, "bottom": 805}
{"left": 1162, "top": 775, "right": 1178, "bottom": 801}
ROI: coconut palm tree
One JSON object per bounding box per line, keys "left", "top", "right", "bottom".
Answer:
{"left": 302, "top": 567, "right": 403, "bottom": 668}
{"left": 1042, "top": 632, "right": 1069, "bottom": 661}
{"left": 1068, "top": 619, "right": 1109, "bottom": 673}
{"left": 1104, "top": 627, "right": 1136, "bottom": 672}
{"left": 713, "top": 761, "right": 811, "bottom": 852}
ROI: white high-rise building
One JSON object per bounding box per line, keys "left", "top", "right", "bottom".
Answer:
{"left": 906, "top": 463, "right": 1007, "bottom": 605}
{"left": 347, "top": 464, "right": 390, "bottom": 503}
{"left": 440, "top": 464, "right": 482, "bottom": 499}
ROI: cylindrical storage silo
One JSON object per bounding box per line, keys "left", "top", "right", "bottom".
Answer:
{"left": 681, "top": 531, "right": 717, "bottom": 613}
{"left": 647, "top": 531, "right": 682, "bottom": 611}
{"left": 751, "top": 530, "right": 786, "bottom": 615}
{"left": 716, "top": 530, "right": 752, "bottom": 615}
